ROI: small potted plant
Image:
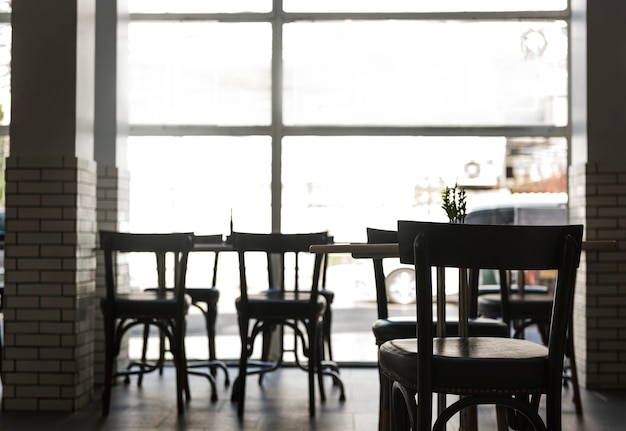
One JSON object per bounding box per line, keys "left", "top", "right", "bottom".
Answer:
{"left": 441, "top": 184, "right": 467, "bottom": 224}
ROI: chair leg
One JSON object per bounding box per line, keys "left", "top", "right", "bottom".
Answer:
{"left": 233, "top": 317, "right": 249, "bottom": 417}
{"left": 136, "top": 323, "right": 151, "bottom": 386}
{"left": 390, "top": 381, "right": 414, "bottom": 431}
{"left": 102, "top": 319, "right": 115, "bottom": 416}
{"left": 379, "top": 371, "right": 392, "bottom": 431}
{"left": 496, "top": 405, "right": 509, "bottom": 431}
{"left": 174, "top": 339, "right": 186, "bottom": 415}
{"left": 309, "top": 324, "right": 318, "bottom": 417}
{"left": 314, "top": 320, "right": 327, "bottom": 404}
{"left": 323, "top": 306, "right": 333, "bottom": 362}
{"left": 207, "top": 301, "right": 218, "bottom": 375}
{"left": 566, "top": 330, "right": 583, "bottom": 415}
{"left": 205, "top": 301, "right": 230, "bottom": 385}
{"left": 102, "top": 353, "right": 113, "bottom": 415}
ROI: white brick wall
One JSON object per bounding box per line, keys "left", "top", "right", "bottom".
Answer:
{"left": 3, "top": 156, "right": 96, "bottom": 411}
{"left": 571, "top": 162, "right": 626, "bottom": 388}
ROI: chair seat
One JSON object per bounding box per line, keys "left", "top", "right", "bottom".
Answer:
{"left": 379, "top": 337, "right": 549, "bottom": 394}
{"left": 102, "top": 291, "right": 192, "bottom": 318}
{"left": 372, "top": 316, "right": 509, "bottom": 345}
{"left": 186, "top": 287, "right": 220, "bottom": 304}
{"left": 478, "top": 293, "right": 553, "bottom": 319}
{"left": 236, "top": 291, "right": 326, "bottom": 319}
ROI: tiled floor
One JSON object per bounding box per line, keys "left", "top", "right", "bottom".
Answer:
{"left": 2, "top": 304, "right": 626, "bottom": 430}
{"left": 1, "top": 363, "right": 626, "bottom": 430}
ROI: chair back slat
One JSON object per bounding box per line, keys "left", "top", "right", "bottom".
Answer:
{"left": 366, "top": 228, "right": 398, "bottom": 320}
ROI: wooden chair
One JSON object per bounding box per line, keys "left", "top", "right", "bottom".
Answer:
{"left": 229, "top": 231, "right": 345, "bottom": 417}
{"left": 99, "top": 231, "right": 194, "bottom": 415}
{"left": 185, "top": 235, "right": 230, "bottom": 386}
{"left": 379, "top": 221, "right": 582, "bottom": 431}
{"left": 367, "top": 228, "right": 508, "bottom": 431}
{"left": 138, "top": 234, "right": 230, "bottom": 400}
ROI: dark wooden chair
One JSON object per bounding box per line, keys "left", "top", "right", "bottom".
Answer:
{"left": 367, "top": 227, "right": 508, "bottom": 431}
{"left": 185, "top": 235, "right": 230, "bottom": 386}
{"left": 99, "top": 231, "right": 194, "bottom": 416}
{"left": 379, "top": 221, "right": 582, "bottom": 431}
{"left": 138, "top": 234, "right": 230, "bottom": 400}
{"left": 229, "top": 231, "right": 345, "bottom": 417}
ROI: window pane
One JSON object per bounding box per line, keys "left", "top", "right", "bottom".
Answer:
{"left": 130, "top": 0, "right": 271, "bottom": 13}
{"left": 505, "top": 137, "right": 568, "bottom": 193}
{"left": 0, "top": 23, "right": 10, "bottom": 125}
{"left": 128, "top": 136, "right": 272, "bottom": 234}
{"left": 283, "top": 21, "right": 568, "bottom": 127}
{"left": 284, "top": 0, "right": 567, "bottom": 13}
{"left": 281, "top": 136, "right": 566, "bottom": 240}
{"left": 129, "top": 22, "right": 271, "bottom": 125}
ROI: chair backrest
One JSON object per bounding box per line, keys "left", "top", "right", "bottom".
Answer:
{"left": 229, "top": 232, "right": 330, "bottom": 300}
{"left": 193, "top": 234, "right": 224, "bottom": 287}
{"left": 99, "top": 231, "right": 194, "bottom": 312}
{"left": 397, "top": 221, "right": 582, "bottom": 412}
{"left": 366, "top": 227, "right": 398, "bottom": 320}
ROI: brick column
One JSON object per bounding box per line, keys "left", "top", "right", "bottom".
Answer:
{"left": 6, "top": 0, "right": 97, "bottom": 411}
{"left": 3, "top": 156, "right": 97, "bottom": 411}
{"left": 570, "top": 162, "right": 626, "bottom": 388}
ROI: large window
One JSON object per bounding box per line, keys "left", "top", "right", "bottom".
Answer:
{"left": 129, "top": 5, "right": 570, "bottom": 237}
{"left": 128, "top": 2, "right": 571, "bottom": 362}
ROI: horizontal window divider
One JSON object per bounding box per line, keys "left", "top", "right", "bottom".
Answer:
{"left": 130, "top": 10, "right": 569, "bottom": 23}
{"left": 282, "top": 125, "right": 568, "bottom": 137}
{"left": 129, "top": 124, "right": 568, "bottom": 138}
{"left": 130, "top": 125, "right": 272, "bottom": 136}
{"left": 130, "top": 12, "right": 274, "bottom": 23}
{"left": 278, "top": 11, "right": 570, "bottom": 22}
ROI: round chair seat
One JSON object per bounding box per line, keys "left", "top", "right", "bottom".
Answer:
{"left": 379, "top": 337, "right": 549, "bottom": 394}
{"left": 372, "top": 316, "right": 509, "bottom": 345}
{"left": 478, "top": 293, "right": 553, "bottom": 320}
{"left": 236, "top": 291, "right": 326, "bottom": 319}
{"left": 103, "top": 292, "right": 192, "bottom": 317}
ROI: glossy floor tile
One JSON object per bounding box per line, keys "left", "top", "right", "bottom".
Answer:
{"left": 1, "top": 364, "right": 626, "bottom": 430}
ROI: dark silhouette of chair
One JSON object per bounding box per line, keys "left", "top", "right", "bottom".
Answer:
{"left": 139, "top": 234, "right": 230, "bottom": 400}
{"left": 185, "top": 235, "right": 230, "bottom": 385}
{"left": 99, "top": 231, "right": 194, "bottom": 416}
{"left": 253, "top": 241, "right": 337, "bottom": 370}
{"left": 229, "top": 231, "right": 344, "bottom": 417}
{"left": 379, "top": 221, "right": 582, "bottom": 431}
{"left": 367, "top": 227, "right": 508, "bottom": 431}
